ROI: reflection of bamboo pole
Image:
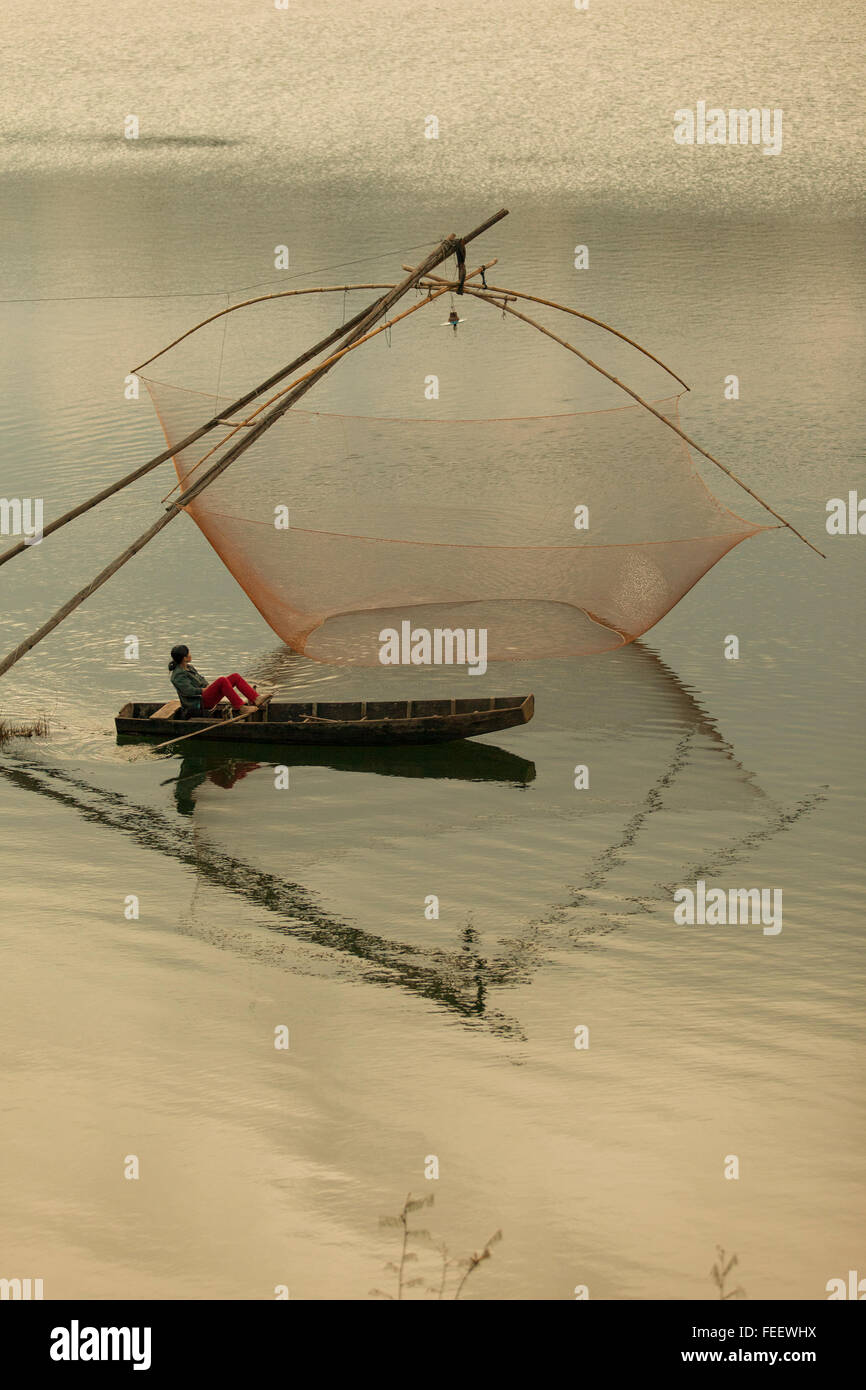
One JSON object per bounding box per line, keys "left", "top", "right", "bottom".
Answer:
{"left": 0, "top": 209, "right": 509, "bottom": 677}
{"left": 417, "top": 269, "right": 689, "bottom": 391}
{"left": 465, "top": 287, "right": 825, "bottom": 558}
{"left": 0, "top": 754, "right": 524, "bottom": 1033}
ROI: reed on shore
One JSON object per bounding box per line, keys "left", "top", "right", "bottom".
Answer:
{"left": 0, "top": 714, "right": 50, "bottom": 744}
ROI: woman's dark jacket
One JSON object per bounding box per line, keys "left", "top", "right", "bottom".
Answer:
{"left": 170, "top": 664, "right": 208, "bottom": 713}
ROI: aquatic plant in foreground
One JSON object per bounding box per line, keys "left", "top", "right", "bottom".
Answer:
{"left": 0, "top": 714, "right": 49, "bottom": 744}
{"left": 371, "top": 1193, "right": 502, "bottom": 1300}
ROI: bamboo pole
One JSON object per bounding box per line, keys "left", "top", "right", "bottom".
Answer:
{"left": 163, "top": 265, "right": 501, "bottom": 500}
{"left": 0, "top": 292, "right": 393, "bottom": 570}
{"left": 410, "top": 258, "right": 498, "bottom": 290}
{"left": 134, "top": 262, "right": 498, "bottom": 371}
{"left": 415, "top": 270, "right": 690, "bottom": 391}
{"left": 0, "top": 209, "right": 509, "bottom": 678}
{"left": 0, "top": 510, "right": 178, "bottom": 679}
{"left": 161, "top": 285, "right": 450, "bottom": 500}
{"left": 0, "top": 289, "right": 449, "bottom": 680}
{"left": 131, "top": 282, "right": 399, "bottom": 372}
{"left": 465, "top": 286, "right": 825, "bottom": 558}
{"left": 0, "top": 258, "right": 502, "bottom": 569}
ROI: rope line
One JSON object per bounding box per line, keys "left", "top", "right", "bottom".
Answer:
{"left": 0, "top": 241, "right": 441, "bottom": 306}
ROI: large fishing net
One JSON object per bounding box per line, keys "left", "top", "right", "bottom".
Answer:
{"left": 141, "top": 287, "right": 766, "bottom": 665}
{"left": 145, "top": 382, "right": 762, "bottom": 664}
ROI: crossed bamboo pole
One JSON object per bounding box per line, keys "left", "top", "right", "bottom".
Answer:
{"left": 0, "top": 209, "right": 824, "bottom": 682}
{"left": 0, "top": 260, "right": 496, "bottom": 568}
{"left": 132, "top": 283, "right": 400, "bottom": 373}
{"left": 0, "top": 290, "right": 387, "bottom": 570}
{"left": 0, "top": 210, "right": 509, "bottom": 678}
{"left": 131, "top": 261, "right": 495, "bottom": 373}
{"left": 159, "top": 284, "right": 450, "bottom": 501}
{"left": 159, "top": 263, "right": 496, "bottom": 502}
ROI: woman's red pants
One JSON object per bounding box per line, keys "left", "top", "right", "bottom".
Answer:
{"left": 201, "top": 673, "right": 259, "bottom": 711}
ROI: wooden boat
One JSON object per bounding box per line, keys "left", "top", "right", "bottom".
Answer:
{"left": 115, "top": 694, "right": 534, "bottom": 747}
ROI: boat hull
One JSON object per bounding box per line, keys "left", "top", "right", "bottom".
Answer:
{"left": 115, "top": 695, "right": 534, "bottom": 747}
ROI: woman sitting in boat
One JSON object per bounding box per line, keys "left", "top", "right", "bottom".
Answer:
{"left": 168, "top": 644, "right": 262, "bottom": 719}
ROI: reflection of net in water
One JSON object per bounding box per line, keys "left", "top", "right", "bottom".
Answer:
{"left": 147, "top": 379, "right": 765, "bottom": 664}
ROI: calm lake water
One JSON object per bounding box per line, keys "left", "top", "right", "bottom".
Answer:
{"left": 0, "top": 0, "right": 864, "bottom": 1300}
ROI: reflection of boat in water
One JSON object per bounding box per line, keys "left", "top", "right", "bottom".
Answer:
{"left": 160, "top": 739, "right": 536, "bottom": 816}
{"left": 0, "top": 643, "right": 824, "bottom": 1035}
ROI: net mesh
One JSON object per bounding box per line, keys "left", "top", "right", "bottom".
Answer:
{"left": 144, "top": 376, "right": 763, "bottom": 665}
